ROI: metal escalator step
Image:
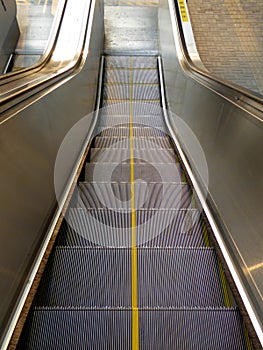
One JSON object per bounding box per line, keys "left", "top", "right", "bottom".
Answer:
{"left": 139, "top": 308, "right": 247, "bottom": 349}
{"left": 99, "top": 102, "right": 163, "bottom": 117}
{"left": 104, "top": 68, "right": 158, "bottom": 84}
{"left": 103, "top": 99, "right": 160, "bottom": 107}
{"left": 105, "top": 56, "right": 157, "bottom": 69}
{"left": 17, "top": 308, "right": 246, "bottom": 349}
{"left": 85, "top": 163, "right": 182, "bottom": 182}
{"left": 34, "top": 248, "right": 131, "bottom": 307}
{"left": 17, "top": 309, "right": 131, "bottom": 350}
{"left": 33, "top": 247, "right": 225, "bottom": 308}
{"left": 138, "top": 248, "right": 226, "bottom": 307}
{"left": 97, "top": 116, "right": 165, "bottom": 129}
{"left": 93, "top": 136, "right": 172, "bottom": 149}
{"left": 78, "top": 182, "right": 192, "bottom": 210}
{"left": 97, "top": 126, "right": 167, "bottom": 137}
{"left": 89, "top": 148, "right": 175, "bottom": 163}
{"left": 103, "top": 84, "right": 160, "bottom": 101}
{"left": 59, "top": 208, "right": 204, "bottom": 247}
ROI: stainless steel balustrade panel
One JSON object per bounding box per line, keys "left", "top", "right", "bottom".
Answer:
{"left": 159, "top": 0, "right": 263, "bottom": 324}
{"left": 0, "top": 0, "right": 104, "bottom": 344}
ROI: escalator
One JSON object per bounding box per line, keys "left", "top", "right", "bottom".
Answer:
{"left": 15, "top": 56, "right": 253, "bottom": 349}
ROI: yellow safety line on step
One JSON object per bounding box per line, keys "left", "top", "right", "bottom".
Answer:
{"left": 129, "top": 57, "right": 139, "bottom": 350}
{"left": 43, "top": 0, "right": 48, "bottom": 13}
{"left": 201, "top": 220, "right": 210, "bottom": 247}
{"left": 217, "top": 259, "right": 231, "bottom": 307}
{"left": 201, "top": 220, "right": 231, "bottom": 307}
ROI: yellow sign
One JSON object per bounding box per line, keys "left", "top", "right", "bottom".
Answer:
{"left": 179, "top": 0, "right": 189, "bottom": 22}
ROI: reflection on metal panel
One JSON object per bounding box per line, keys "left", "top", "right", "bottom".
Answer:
{"left": 0, "top": 0, "right": 104, "bottom": 346}
{"left": 159, "top": 0, "right": 263, "bottom": 341}
{"left": 0, "top": 0, "right": 19, "bottom": 73}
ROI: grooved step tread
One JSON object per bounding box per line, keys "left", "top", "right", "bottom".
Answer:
{"left": 17, "top": 309, "right": 247, "bottom": 349}
{"left": 98, "top": 103, "right": 164, "bottom": 116}
{"left": 58, "top": 208, "right": 205, "bottom": 247}
{"left": 103, "top": 83, "right": 160, "bottom": 101}
{"left": 93, "top": 136, "right": 172, "bottom": 149}
{"left": 89, "top": 148, "right": 176, "bottom": 163}
{"left": 93, "top": 137, "right": 172, "bottom": 149}
{"left": 85, "top": 162, "right": 183, "bottom": 182}
{"left": 97, "top": 116, "right": 165, "bottom": 129}
{"left": 77, "top": 182, "right": 192, "bottom": 210}
{"left": 96, "top": 126, "right": 167, "bottom": 137}
{"left": 33, "top": 248, "right": 227, "bottom": 308}
{"left": 104, "top": 68, "right": 159, "bottom": 84}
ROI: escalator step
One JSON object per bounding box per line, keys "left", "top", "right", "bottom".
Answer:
{"left": 17, "top": 309, "right": 131, "bottom": 350}
{"left": 139, "top": 308, "right": 247, "bottom": 349}
{"left": 97, "top": 126, "right": 166, "bottom": 137}
{"left": 89, "top": 148, "right": 176, "bottom": 163}
{"left": 78, "top": 182, "right": 192, "bottom": 210}
{"left": 98, "top": 102, "right": 163, "bottom": 117}
{"left": 104, "top": 68, "right": 158, "bottom": 84}
{"left": 33, "top": 248, "right": 226, "bottom": 308}
{"left": 93, "top": 136, "right": 172, "bottom": 149}
{"left": 17, "top": 308, "right": 246, "bottom": 350}
{"left": 85, "top": 163, "right": 182, "bottom": 182}
{"left": 102, "top": 99, "right": 160, "bottom": 107}
{"left": 103, "top": 84, "right": 160, "bottom": 101}
{"left": 96, "top": 116, "right": 165, "bottom": 129}
{"left": 105, "top": 56, "right": 157, "bottom": 69}
{"left": 138, "top": 248, "right": 226, "bottom": 307}
{"left": 34, "top": 248, "right": 131, "bottom": 307}
{"left": 58, "top": 208, "right": 205, "bottom": 247}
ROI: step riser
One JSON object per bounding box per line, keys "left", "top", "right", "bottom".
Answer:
{"left": 85, "top": 163, "right": 183, "bottom": 182}
{"left": 77, "top": 182, "right": 192, "bottom": 210}
{"left": 60, "top": 209, "right": 205, "bottom": 247}
{"left": 89, "top": 148, "right": 176, "bottom": 163}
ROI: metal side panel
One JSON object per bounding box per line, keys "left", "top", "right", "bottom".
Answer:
{"left": 0, "top": 0, "right": 104, "bottom": 344}
{"left": 159, "top": 0, "right": 263, "bottom": 336}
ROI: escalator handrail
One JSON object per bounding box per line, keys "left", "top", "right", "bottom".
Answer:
{"left": 0, "top": 0, "right": 66, "bottom": 86}
{"left": 0, "top": 1, "right": 102, "bottom": 348}
{"left": 0, "top": 0, "right": 90, "bottom": 116}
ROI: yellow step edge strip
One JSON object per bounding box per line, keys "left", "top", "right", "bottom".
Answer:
{"left": 129, "top": 57, "right": 139, "bottom": 350}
